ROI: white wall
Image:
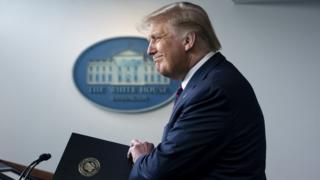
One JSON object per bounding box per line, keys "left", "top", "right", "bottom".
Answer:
{"left": 0, "top": 0, "right": 319, "bottom": 179}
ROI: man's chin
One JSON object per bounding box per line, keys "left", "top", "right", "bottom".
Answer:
{"left": 158, "top": 70, "right": 179, "bottom": 80}
{"left": 157, "top": 68, "right": 169, "bottom": 77}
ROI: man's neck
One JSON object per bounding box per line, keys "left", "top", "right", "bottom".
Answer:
{"left": 180, "top": 49, "right": 211, "bottom": 80}
{"left": 181, "top": 51, "right": 216, "bottom": 89}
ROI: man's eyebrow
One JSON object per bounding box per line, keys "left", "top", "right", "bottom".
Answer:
{"left": 147, "top": 33, "right": 159, "bottom": 41}
{"left": 147, "top": 31, "right": 168, "bottom": 41}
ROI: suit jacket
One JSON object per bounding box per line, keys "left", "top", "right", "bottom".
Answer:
{"left": 129, "top": 52, "right": 266, "bottom": 180}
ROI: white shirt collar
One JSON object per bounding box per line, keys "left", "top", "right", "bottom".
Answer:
{"left": 181, "top": 51, "right": 216, "bottom": 89}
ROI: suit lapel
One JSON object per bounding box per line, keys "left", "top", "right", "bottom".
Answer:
{"left": 162, "top": 52, "right": 225, "bottom": 140}
{"left": 172, "top": 52, "right": 225, "bottom": 113}
{"left": 162, "top": 52, "right": 226, "bottom": 140}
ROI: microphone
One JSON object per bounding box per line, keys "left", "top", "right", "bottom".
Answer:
{"left": 35, "top": 153, "right": 51, "bottom": 163}
{"left": 19, "top": 153, "right": 51, "bottom": 180}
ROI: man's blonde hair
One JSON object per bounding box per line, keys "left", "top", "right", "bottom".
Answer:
{"left": 140, "top": 2, "right": 221, "bottom": 51}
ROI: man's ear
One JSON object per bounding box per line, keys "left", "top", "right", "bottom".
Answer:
{"left": 184, "top": 32, "right": 196, "bottom": 52}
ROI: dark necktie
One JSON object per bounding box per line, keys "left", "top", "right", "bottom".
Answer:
{"left": 174, "top": 86, "right": 183, "bottom": 104}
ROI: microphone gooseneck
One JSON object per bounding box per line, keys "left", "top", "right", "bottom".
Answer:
{"left": 19, "top": 153, "right": 51, "bottom": 180}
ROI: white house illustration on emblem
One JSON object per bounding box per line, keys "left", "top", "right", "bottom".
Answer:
{"left": 86, "top": 50, "right": 170, "bottom": 85}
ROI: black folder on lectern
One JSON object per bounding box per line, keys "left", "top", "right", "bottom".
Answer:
{"left": 52, "top": 133, "right": 132, "bottom": 180}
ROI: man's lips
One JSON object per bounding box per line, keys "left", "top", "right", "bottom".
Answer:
{"left": 153, "top": 55, "right": 163, "bottom": 62}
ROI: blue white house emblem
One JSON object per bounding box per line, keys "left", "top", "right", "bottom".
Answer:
{"left": 73, "top": 37, "right": 180, "bottom": 113}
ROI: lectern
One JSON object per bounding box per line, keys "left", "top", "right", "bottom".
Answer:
{"left": 0, "top": 159, "right": 53, "bottom": 180}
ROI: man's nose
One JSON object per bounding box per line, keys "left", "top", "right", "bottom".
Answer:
{"left": 147, "top": 41, "right": 156, "bottom": 56}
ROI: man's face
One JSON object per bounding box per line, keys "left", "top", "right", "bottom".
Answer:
{"left": 147, "top": 23, "right": 189, "bottom": 80}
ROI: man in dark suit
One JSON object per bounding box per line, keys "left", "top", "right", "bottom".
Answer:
{"left": 127, "top": 2, "right": 266, "bottom": 180}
